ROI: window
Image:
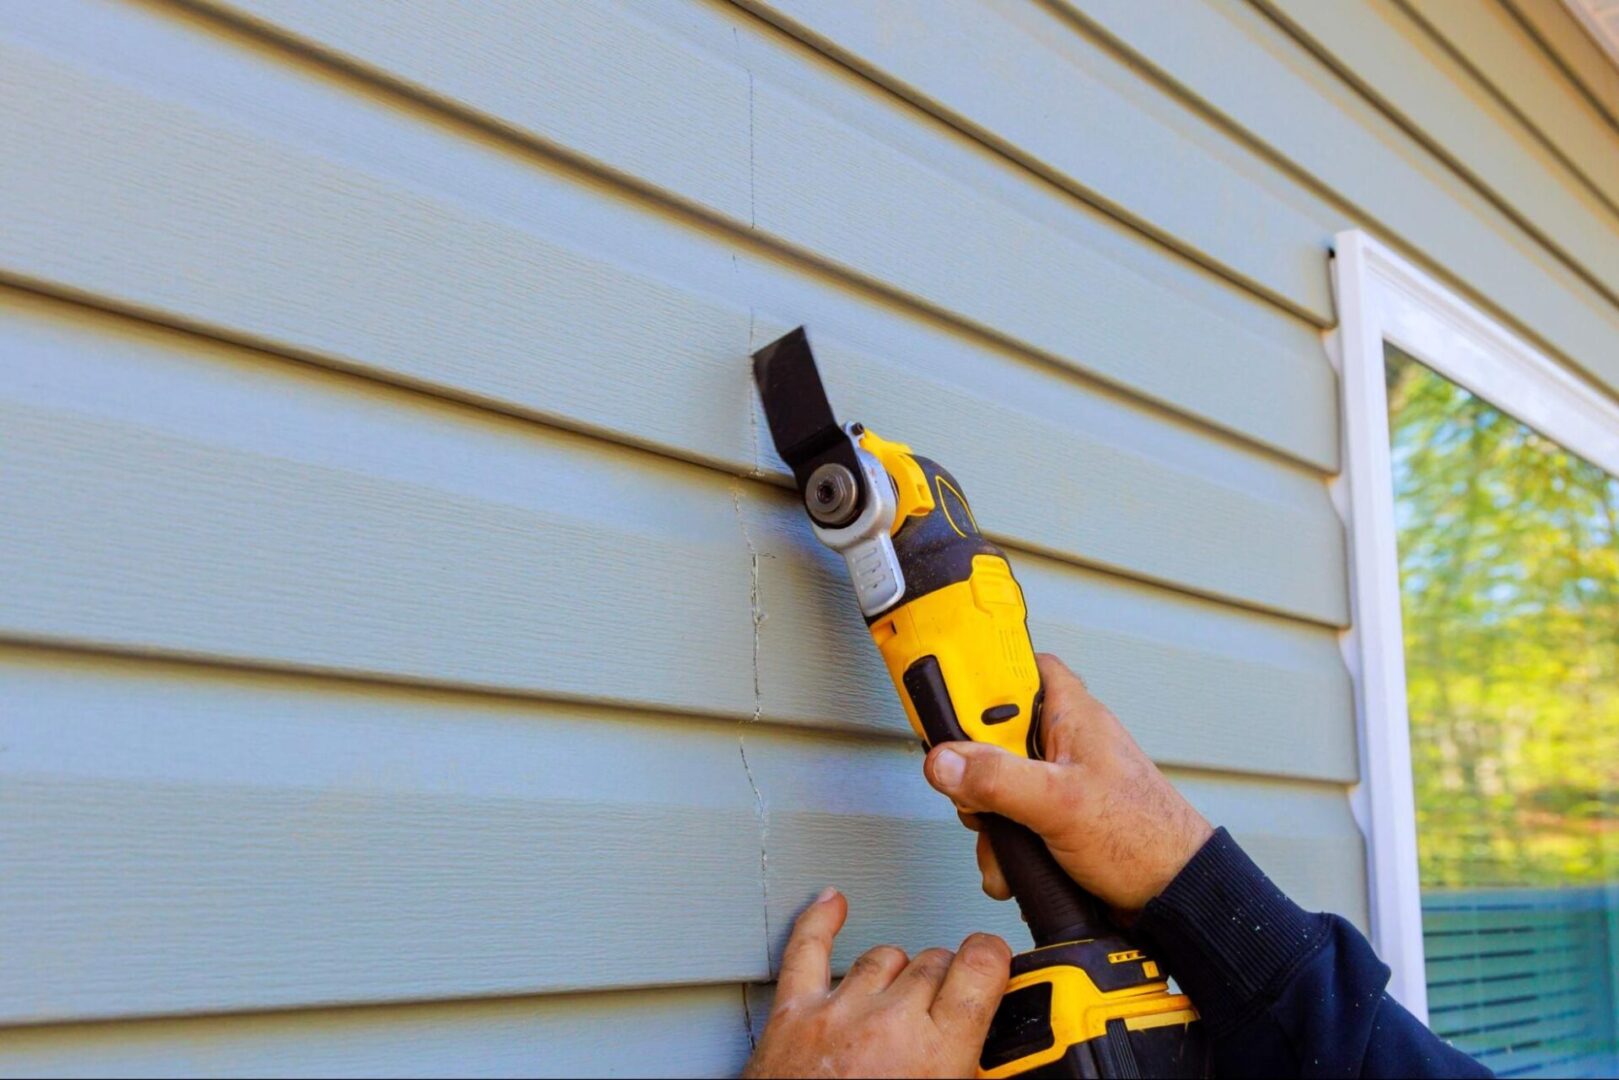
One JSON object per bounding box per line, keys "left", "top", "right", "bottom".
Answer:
{"left": 1332, "top": 231, "right": 1619, "bottom": 1077}
{"left": 1389, "top": 348, "right": 1619, "bottom": 1074}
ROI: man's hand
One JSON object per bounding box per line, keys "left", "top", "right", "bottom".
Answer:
{"left": 925, "top": 654, "right": 1213, "bottom": 913}
{"left": 743, "top": 887, "right": 1011, "bottom": 1079}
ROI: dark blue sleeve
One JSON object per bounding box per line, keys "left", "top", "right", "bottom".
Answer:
{"left": 1133, "top": 829, "right": 1492, "bottom": 1079}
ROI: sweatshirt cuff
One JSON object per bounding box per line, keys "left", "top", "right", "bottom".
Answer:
{"left": 1133, "top": 827, "right": 1328, "bottom": 1036}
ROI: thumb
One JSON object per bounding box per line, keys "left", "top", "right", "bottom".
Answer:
{"left": 924, "top": 742, "right": 1074, "bottom": 836}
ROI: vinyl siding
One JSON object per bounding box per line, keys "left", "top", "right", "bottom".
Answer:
{"left": 1061, "top": 0, "right": 1619, "bottom": 396}
{"left": 1502, "top": 0, "right": 1619, "bottom": 133}
{"left": 1403, "top": 0, "right": 1619, "bottom": 212}
{"left": 1, "top": 0, "right": 1612, "bottom": 1075}
{"left": 0, "top": 986, "right": 753, "bottom": 1079}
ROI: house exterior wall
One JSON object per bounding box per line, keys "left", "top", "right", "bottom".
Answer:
{"left": 0, "top": 0, "right": 1611, "bottom": 1074}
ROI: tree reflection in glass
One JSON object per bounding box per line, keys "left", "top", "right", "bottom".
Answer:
{"left": 1388, "top": 348, "right": 1618, "bottom": 889}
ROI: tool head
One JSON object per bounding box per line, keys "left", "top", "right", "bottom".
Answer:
{"left": 752, "top": 327, "right": 905, "bottom": 615}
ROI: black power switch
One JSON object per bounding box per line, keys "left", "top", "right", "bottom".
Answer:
{"left": 902, "top": 655, "right": 968, "bottom": 747}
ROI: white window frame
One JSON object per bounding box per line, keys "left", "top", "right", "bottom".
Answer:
{"left": 1328, "top": 228, "right": 1619, "bottom": 1021}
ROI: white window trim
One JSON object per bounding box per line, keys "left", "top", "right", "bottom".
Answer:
{"left": 1328, "top": 228, "right": 1619, "bottom": 1022}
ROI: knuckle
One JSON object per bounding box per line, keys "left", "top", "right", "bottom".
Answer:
{"left": 960, "top": 934, "right": 1012, "bottom": 974}
{"left": 853, "top": 944, "right": 905, "bottom": 971}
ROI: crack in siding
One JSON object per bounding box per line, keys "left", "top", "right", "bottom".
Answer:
{"left": 746, "top": 306, "right": 760, "bottom": 476}
{"left": 738, "top": 737, "right": 770, "bottom": 970}
{"left": 730, "top": 482, "right": 773, "bottom": 978}
{"left": 733, "top": 20, "right": 769, "bottom": 992}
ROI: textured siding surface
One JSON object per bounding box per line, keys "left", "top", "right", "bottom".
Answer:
{"left": 1, "top": 0, "right": 1613, "bottom": 1074}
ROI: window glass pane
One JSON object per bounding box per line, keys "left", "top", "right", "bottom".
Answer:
{"left": 1386, "top": 345, "right": 1619, "bottom": 1078}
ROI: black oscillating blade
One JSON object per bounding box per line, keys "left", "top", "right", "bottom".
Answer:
{"left": 751, "top": 327, "right": 866, "bottom": 498}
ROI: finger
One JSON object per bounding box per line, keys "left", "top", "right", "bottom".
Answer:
{"left": 775, "top": 886, "right": 846, "bottom": 1005}
{"left": 931, "top": 934, "right": 1012, "bottom": 1035}
{"left": 1034, "top": 653, "right": 1107, "bottom": 764}
{"left": 956, "top": 808, "right": 984, "bottom": 833}
{"left": 889, "top": 947, "right": 955, "bottom": 1007}
{"left": 976, "top": 830, "right": 1012, "bottom": 901}
{"left": 925, "top": 741, "right": 1076, "bottom": 836}
{"left": 836, "top": 944, "right": 910, "bottom": 996}
{"left": 1035, "top": 652, "right": 1086, "bottom": 691}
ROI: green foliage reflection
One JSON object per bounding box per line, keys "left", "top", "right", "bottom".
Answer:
{"left": 1388, "top": 349, "right": 1619, "bottom": 888}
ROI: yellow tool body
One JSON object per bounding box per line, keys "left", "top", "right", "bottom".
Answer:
{"left": 856, "top": 429, "right": 1204, "bottom": 1078}
{"left": 752, "top": 328, "right": 1210, "bottom": 1079}
{"left": 859, "top": 430, "right": 1042, "bottom": 760}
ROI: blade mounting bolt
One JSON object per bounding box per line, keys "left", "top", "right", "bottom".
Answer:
{"left": 805, "top": 463, "right": 860, "bottom": 527}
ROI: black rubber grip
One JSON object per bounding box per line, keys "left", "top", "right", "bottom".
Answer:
{"left": 982, "top": 814, "right": 1111, "bottom": 947}
{"left": 903, "top": 656, "right": 1111, "bottom": 946}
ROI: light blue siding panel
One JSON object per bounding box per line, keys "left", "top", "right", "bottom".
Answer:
{"left": 740, "top": 309, "right": 1347, "bottom": 626}
{"left": 0, "top": 289, "right": 1355, "bottom": 778}
{"left": 735, "top": 0, "right": 1339, "bottom": 322}
{"left": 130, "top": 0, "right": 1341, "bottom": 469}
{"left": 1403, "top": 0, "right": 1619, "bottom": 213}
{"left": 0, "top": 649, "right": 765, "bottom": 1023}
{"left": 751, "top": 495, "right": 1356, "bottom": 780}
{"left": 0, "top": 3, "right": 761, "bottom": 474}
{"left": 1499, "top": 0, "right": 1619, "bottom": 136}
{"left": 0, "top": 6, "right": 1349, "bottom": 621}
{"left": 746, "top": 765, "right": 1366, "bottom": 1038}
{"left": 0, "top": 296, "right": 760, "bottom": 721}
{"left": 0, "top": 987, "right": 750, "bottom": 1078}
{"left": 1258, "top": 0, "right": 1619, "bottom": 296}
{"left": 752, "top": 735, "right": 1367, "bottom": 974}
{"left": 0, "top": 0, "right": 1405, "bottom": 1061}
{"left": 1060, "top": 0, "right": 1619, "bottom": 397}
{"left": 0, "top": 644, "right": 1362, "bottom": 1025}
